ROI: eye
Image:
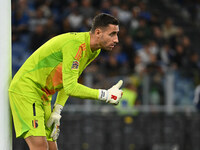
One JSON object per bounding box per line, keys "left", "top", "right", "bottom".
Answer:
{"left": 109, "top": 32, "right": 116, "bottom": 37}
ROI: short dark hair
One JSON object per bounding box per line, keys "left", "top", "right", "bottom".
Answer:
{"left": 91, "top": 13, "right": 119, "bottom": 33}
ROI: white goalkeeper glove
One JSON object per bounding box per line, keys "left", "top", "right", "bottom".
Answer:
{"left": 99, "top": 80, "right": 123, "bottom": 105}
{"left": 46, "top": 104, "right": 63, "bottom": 141}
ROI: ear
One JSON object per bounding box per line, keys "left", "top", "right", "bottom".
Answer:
{"left": 95, "top": 28, "right": 102, "bottom": 38}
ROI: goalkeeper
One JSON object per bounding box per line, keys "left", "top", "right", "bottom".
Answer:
{"left": 9, "top": 13, "right": 123, "bottom": 150}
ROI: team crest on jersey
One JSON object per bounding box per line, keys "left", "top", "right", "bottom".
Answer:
{"left": 71, "top": 60, "right": 79, "bottom": 69}
{"left": 32, "top": 120, "right": 38, "bottom": 128}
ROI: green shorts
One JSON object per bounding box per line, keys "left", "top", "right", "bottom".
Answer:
{"left": 9, "top": 91, "right": 54, "bottom": 141}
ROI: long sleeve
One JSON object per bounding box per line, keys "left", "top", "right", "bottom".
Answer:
{"left": 61, "top": 34, "right": 100, "bottom": 100}
{"left": 62, "top": 70, "right": 99, "bottom": 99}
{"left": 55, "top": 88, "right": 69, "bottom": 106}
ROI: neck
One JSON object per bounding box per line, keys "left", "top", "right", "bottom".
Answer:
{"left": 89, "top": 32, "right": 101, "bottom": 52}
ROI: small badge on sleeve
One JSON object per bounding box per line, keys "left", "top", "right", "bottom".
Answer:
{"left": 71, "top": 60, "right": 79, "bottom": 70}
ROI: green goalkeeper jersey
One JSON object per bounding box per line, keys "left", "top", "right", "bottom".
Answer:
{"left": 9, "top": 32, "right": 101, "bottom": 106}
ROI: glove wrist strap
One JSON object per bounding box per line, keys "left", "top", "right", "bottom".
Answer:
{"left": 98, "top": 89, "right": 108, "bottom": 101}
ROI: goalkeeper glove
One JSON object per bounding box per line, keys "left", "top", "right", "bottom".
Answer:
{"left": 46, "top": 104, "right": 63, "bottom": 141}
{"left": 99, "top": 80, "right": 123, "bottom": 105}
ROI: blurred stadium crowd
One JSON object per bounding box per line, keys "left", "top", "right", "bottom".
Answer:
{"left": 12, "top": 0, "right": 200, "bottom": 149}
{"left": 12, "top": 0, "right": 200, "bottom": 105}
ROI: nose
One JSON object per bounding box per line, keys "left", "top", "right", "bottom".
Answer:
{"left": 114, "top": 35, "right": 119, "bottom": 43}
